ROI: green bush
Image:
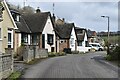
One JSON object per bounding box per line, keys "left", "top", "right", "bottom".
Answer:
{"left": 57, "top": 52, "right": 66, "bottom": 56}
{"left": 71, "top": 51, "right": 79, "bottom": 54}
{"left": 48, "top": 52, "right": 57, "bottom": 57}
{"left": 105, "top": 55, "right": 112, "bottom": 61}
{"left": 108, "top": 46, "right": 120, "bottom": 61}
{"left": 48, "top": 52, "right": 66, "bottom": 57}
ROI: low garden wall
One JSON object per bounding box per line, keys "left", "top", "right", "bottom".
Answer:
{"left": 0, "top": 49, "right": 13, "bottom": 80}
{"left": 23, "top": 46, "right": 48, "bottom": 63}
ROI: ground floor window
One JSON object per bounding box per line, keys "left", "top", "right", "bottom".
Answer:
{"left": 47, "top": 34, "right": 54, "bottom": 45}
{"left": 78, "top": 41, "right": 82, "bottom": 46}
{"left": 21, "top": 34, "right": 28, "bottom": 43}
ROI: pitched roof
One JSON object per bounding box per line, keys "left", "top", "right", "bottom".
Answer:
{"left": 22, "top": 12, "right": 50, "bottom": 33}
{"left": 75, "top": 27, "right": 87, "bottom": 41}
{"left": 87, "top": 29, "right": 97, "bottom": 38}
{"left": 15, "top": 16, "right": 31, "bottom": 33}
{"left": 55, "top": 23, "right": 74, "bottom": 39}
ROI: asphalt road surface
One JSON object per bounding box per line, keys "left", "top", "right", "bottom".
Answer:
{"left": 21, "top": 51, "right": 119, "bottom": 78}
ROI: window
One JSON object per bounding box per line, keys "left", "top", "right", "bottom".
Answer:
{"left": 21, "top": 34, "right": 28, "bottom": 43}
{"left": 32, "top": 34, "right": 39, "bottom": 45}
{"left": 12, "top": 13, "right": 20, "bottom": 22}
{"left": 85, "top": 41, "right": 89, "bottom": 47}
{"left": 47, "top": 34, "right": 54, "bottom": 45}
{"left": 8, "top": 33, "right": 11, "bottom": 42}
{"left": 70, "top": 38, "right": 74, "bottom": 44}
{"left": 0, "top": 28, "right": 1, "bottom": 39}
{"left": 78, "top": 41, "right": 82, "bottom": 46}
{"left": 60, "top": 40, "right": 65, "bottom": 43}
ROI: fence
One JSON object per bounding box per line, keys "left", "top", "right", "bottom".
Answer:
{"left": 0, "top": 49, "right": 13, "bottom": 80}
{"left": 23, "top": 46, "right": 48, "bottom": 63}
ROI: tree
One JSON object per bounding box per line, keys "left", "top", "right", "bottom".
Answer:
{"left": 20, "top": 6, "right": 35, "bottom": 14}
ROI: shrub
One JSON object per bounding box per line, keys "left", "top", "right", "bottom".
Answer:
{"left": 108, "top": 46, "right": 120, "bottom": 61}
{"left": 48, "top": 52, "right": 57, "bottom": 57}
{"left": 71, "top": 51, "right": 79, "bottom": 54}
{"left": 57, "top": 52, "right": 66, "bottom": 56}
{"left": 105, "top": 55, "right": 112, "bottom": 61}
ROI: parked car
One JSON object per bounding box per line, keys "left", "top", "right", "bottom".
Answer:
{"left": 89, "top": 43, "right": 104, "bottom": 51}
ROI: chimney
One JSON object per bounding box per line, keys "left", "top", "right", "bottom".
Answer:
{"left": 62, "top": 18, "right": 65, "bottom": 23}
{"left": 36, "top": 7, "right": 41, "bottom": 13}
{"left": 52, "top": 13, "right": 56, "bottom": 23}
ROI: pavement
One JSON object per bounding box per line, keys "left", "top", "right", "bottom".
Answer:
{"left": 20, "top": 51, "right": 119, "bottom": 78}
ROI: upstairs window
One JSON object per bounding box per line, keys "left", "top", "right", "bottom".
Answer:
{"left": 47, "top": 34, "right": 54, "bottom": 45}
{"left": 11, "top": 12, "right": 20, "bottom": 22}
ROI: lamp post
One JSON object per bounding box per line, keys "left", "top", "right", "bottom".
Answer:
{"left": 101, "top": 16, "right": 110, "bottom": 55}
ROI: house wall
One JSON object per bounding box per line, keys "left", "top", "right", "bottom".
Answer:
{"left": 82, "top": 32, "right": 88, "bottom": 47}
{"left": 0, "top": 1, "right": 15, "bottom": 53}
{"left": 56, "top": 36, "right": 60, "bottom": 52}
{"left": 59, "top": 39, "right": 69, "bottom": 52}
{"left": 70, "top": 27, "right": 77, "bottom": 51}
{"left": 77, "top": 31, "right": 89, "bottom": 53}
{"left": 42, "top": 16, "right": 56, "bottom": 52}
{"left": 0, "top": 22, "right": 2, "bottom": 53}
{"left": 14, "top": 33, "right": 21, "bottom": 53}
{"left": 39, "top": 34, "right": 42, "bottom": 48}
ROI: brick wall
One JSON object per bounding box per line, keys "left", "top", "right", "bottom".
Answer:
{"left": 59, "top": 39, "right": 70, "bottom": 52}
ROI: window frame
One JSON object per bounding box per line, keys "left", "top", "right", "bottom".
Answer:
{"left": 47, "top": 34, "right": 54, "bottom": 45}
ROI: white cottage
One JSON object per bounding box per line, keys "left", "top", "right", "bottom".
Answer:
{"left": 70, "top": 25, "right": 77, "bottom": 51}
{"left": 75, "top": 27, "right": 90, "bottom": 53}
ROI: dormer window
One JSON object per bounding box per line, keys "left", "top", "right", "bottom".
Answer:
{"left": 11, "top": 12, "right": 20, "bottom": 22}
{"left": 16, "top": 15, "right": 20, "bottom": 22}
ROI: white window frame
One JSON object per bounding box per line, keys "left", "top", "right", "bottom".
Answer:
{"left": 8, "top": 29, "right": 13, "bottom": 48}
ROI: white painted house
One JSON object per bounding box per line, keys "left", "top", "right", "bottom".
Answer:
{"left": 10, "top": 8, "right": 56, "bottom": 52}
{"left": 75, "top": 27, "right": 90, "bottom": 53}
{"left": 42, "top": 15, "right": 56, "bottom": 52}
{"left": 20, "top": 11, "right": 56, "bottom": 52}
{"left": 70, "top": 26, "right": 77, "bottom": 51}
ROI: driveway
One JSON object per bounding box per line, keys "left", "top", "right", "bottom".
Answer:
{"left": 21, "top": 51, "right": 119, "bottom": 78}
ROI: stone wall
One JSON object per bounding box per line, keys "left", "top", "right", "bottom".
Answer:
{"left": 23, "top": 45, "right": 48, "bottom": 63}
{"left": 0, "top": 49, "right": 13, "bottom": 80}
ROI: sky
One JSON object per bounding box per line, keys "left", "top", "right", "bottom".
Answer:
{"left": 6, "top": 0, "right": 119, "bottom": 32}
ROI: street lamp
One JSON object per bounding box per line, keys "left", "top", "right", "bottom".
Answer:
{"left": 101, "top": 16, "right": 110, "bottom": 55}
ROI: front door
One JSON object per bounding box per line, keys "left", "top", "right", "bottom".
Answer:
{"left": 8, "top": 29, "right": 13, "bottom": 48}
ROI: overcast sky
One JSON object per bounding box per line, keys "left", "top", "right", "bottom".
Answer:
{"left": 7, "top": 0, "right": 119, "bottom": 32}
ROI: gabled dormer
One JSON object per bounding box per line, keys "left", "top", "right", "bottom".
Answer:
{"left": 10, "top": 10, "right": 20, "bottom": 22}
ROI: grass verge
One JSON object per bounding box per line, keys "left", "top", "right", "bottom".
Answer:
{"left": 7, "top": 71, "right": 21, "bottom": 80}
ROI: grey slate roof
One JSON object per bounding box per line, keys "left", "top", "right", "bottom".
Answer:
{"left": 55, "top": 23, "right": 74, "bottom": 39}
{"left": 15, "top": 16, "right": 31, "bottom": 33}
{"left": 22, "top": 12, "right": 50, "bottom": 33}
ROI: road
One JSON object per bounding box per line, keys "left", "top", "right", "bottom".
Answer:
{"left": 21, "top": 51, "right": 119, "bottom": 78}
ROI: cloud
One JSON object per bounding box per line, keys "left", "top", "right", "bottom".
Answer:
{"left": 8, "top": 1, "right": 118, "bottom": 31}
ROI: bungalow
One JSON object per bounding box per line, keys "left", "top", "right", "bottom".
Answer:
{"left": 0, "top": 0, "right": 17, "bottom": 53}
{"left": 10, "top": 8, "right": 56, "bottom": 52}
{"left": 75, "top": 27, "right": 90, "bottom": 53}
{"left": 54, "top": 20, "right": 77, "bottom": 52}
